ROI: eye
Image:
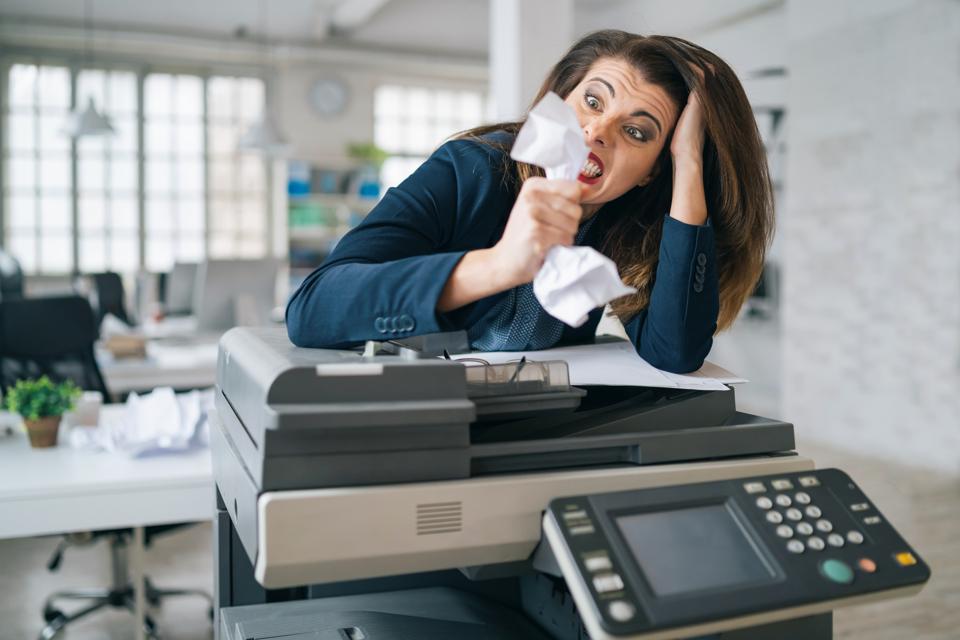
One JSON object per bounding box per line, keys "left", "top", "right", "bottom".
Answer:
{"left": 584, "top": 92, "right": 601, "bottom": 110}
{"left": 624, "top": 126, "right": 646, "bottom": 141}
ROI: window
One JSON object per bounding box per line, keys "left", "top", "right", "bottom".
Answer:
{"left": 77, "top": 68, "right": 139, "bottom": 272}
{"left": 4, "top": 64, "right": 73, "bottom": 274}
{"left": 1, "top": 62, "right": 269, "bottom": 275}
{"left": 373, "top": 85, "right": 487, "bottom": 189}
{"left": 207, "top": 76, "right": 268, "bottom": 259}
{"left": 144, "top": 73, "right": 205, "bottom": 271}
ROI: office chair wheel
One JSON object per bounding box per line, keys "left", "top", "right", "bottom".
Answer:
{"left": 42, "top": 607, "right": 65, "bottom": 624}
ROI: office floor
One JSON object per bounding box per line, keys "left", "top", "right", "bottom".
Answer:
{"left": 0, "top": 314, "right": 956, "bottom": 640}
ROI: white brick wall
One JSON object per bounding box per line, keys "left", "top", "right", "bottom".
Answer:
{"left": 782, "top": 0, "right": 960, "bottom": 472}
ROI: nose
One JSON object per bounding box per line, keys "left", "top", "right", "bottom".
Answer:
{"left": 584, "top": 114, "right": 614, "bottom": 147}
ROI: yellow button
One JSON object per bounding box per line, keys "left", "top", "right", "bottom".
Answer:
{"left": 894, "top": 552, "right": 917, "bottom": 566}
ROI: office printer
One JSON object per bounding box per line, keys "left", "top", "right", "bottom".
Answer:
{"left": 211, "top": 328, "right": 929, "bottom": 640}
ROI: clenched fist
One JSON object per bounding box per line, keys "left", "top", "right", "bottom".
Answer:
{"left": 491, "top": 177, "right": 585, "bottom": 287}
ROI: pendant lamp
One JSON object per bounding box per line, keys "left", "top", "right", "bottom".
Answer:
{"left": 64, "top": 0, "right": 115, "bottom": 139}
{"left": 239, "top": 0, "right": 289, "bottom": 156}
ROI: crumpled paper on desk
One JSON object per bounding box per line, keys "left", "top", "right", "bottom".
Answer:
{"left": 68, "top": 387, "right": 213, "bottom": 457}
{"left": 511, "top": 92, "right": 636, "bottom": 327}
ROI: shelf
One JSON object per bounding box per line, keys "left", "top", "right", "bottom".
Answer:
{"left": 288, "top": 226, "right": 344, "bottom": 243}
{"left": 288, "top": 193, "right": 379, "bottom": 211}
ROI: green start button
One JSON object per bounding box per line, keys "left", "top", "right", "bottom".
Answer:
{"left": 820, "top": 559, "right": 855, "bottom": 584}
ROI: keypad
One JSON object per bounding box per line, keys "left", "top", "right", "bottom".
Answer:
{"left": 750, "top": 473, "right": 843, "bottom": 555}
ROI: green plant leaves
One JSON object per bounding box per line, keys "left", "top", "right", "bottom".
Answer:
{"left": 3, "top": 376, "right": 81, "bottom": 420}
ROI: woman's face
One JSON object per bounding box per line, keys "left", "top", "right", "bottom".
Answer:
{"left": 564, "top": 57, "right": 680, "bottom": 207}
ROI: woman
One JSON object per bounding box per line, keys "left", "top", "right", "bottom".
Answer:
{"left": 286, "top": 30, "right": 772, "bottom": 374}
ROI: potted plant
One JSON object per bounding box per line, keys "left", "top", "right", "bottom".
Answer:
{"left": 3, "top": 376, "right": 81, "bottom": 448}
{"left": 346, "top": 142, "right": 388, "bottom": 199}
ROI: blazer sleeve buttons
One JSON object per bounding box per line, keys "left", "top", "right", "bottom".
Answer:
{"left": 697, "top": 252, "right": 707, "bottom": 266}
{"left": 375, "top": 315, "right": 416, "bottom": 334}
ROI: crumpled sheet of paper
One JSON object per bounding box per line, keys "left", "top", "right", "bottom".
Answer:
{"left": 511, "top": 92, "right": 636, "bottom": 327}
{"left": 68, "top": 386, "right": 213, "bottom": 457}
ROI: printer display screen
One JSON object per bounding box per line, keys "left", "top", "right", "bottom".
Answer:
{"left": 615, "top": 502, "right": 776, "bottom": 597}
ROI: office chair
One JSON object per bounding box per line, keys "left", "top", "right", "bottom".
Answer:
{"left": 0, "top": 297, "right": 212, "bottom": 639}
{"left": 88, "top": 271, "right": 134, "bottom": 327}
{"left": 0, "top": 296, "right": 109, "bottom": 397}
{"left": 0, "top": 249, "right": 24, "bottom": 301}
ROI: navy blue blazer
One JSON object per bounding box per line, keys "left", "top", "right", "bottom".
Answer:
{"left": 286, "top": 137, "right": 719, "bottom": 373}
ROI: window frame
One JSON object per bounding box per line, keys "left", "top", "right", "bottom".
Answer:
{"left": 0, "top": 50, "right": 276, "bottom": 275}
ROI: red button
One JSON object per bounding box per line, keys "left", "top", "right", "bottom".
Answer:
{"left": 858, "top": 558, "right": 877, "bottom": 573}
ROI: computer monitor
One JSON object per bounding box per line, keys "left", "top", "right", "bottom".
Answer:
{"left": 165, "top": 262, "right": 199, "bottom": 316}
{"left": 193, "top": 258, "right": 282, "bottom": 331}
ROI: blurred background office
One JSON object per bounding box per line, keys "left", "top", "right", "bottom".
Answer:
{"left": 0, "top": 0, "right": 957, "bottom": 638}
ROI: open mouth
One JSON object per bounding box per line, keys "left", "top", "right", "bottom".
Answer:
{"left": 579, "top": 152, "right": 604, "bottom": 184}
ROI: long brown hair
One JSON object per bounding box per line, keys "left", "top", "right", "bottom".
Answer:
{"left": 459, "top": 30, "right": 773, "bottom": 332}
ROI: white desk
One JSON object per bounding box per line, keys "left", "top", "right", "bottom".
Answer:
{"left": 0, "top": 406, "right": 215, "bottom": 639}
{"left": 98, "top": 338, "right": 219, "bottom": 395}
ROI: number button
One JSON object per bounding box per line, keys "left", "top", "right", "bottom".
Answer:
{"left": 794, "top": 492, "right": 812, "bottom": 505}
{"left": 827, "top": 533, "right": 845, "bottom": 547}
{"left": 805, "top": 506, "right": 822, "bottom": 519}
{"left": 766, "top": 511, "right": 784, "bottom": 524}
{"left": 776, "top": 525, "right": 794, "bottom": 538}
{"left": 787, "top": 539, "right": 805, "bottom": 554}
{"left": 807, "top": 536, "right": 826, "bottom": 551}
{"left": 786, "top": 508, "right": 803, "bottom": 521}
{"left": 847, "top": 531, "right": 865, "bottom": 545}
{"left": 775, "top": 494, "right": 792, "bottom": 507}
{"left": 756, "top": 496, "right": 773, "bottom": 510}
{"left": 796, "top": 522, "right": 814, "bottom": 536}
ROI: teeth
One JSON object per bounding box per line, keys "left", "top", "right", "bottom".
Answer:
{"left": 581, "top": 160, "right": 602, "bottom": 178}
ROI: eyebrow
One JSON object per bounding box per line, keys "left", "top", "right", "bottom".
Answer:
{"left": 587, "top": 76, "right": 663, "bottom": 136}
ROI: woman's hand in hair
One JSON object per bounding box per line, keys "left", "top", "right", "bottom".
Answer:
{"left": 668, "top": 89, "right": 709, "bottom": 226}
{"left": 670, "top": 89, "right": 706, "bottom": 167}
{"left": 492, "top": 177, "right": 584, "bottom": 287}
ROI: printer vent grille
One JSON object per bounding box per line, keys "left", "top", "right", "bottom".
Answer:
{"left": 416, "top": 501, "right": 462, "bottom": 535}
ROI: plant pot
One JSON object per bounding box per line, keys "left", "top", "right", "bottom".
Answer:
{"left": 24, "top": 416, "right": 61, "bottom": 448}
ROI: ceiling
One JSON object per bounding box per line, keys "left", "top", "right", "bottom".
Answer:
{"left": 0, "top": 0, "right": 783, "bottom": 63}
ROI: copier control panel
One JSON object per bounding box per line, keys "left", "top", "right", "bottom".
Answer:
{"left": 543, "top": 469, "right": 930, "bottom": 640}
